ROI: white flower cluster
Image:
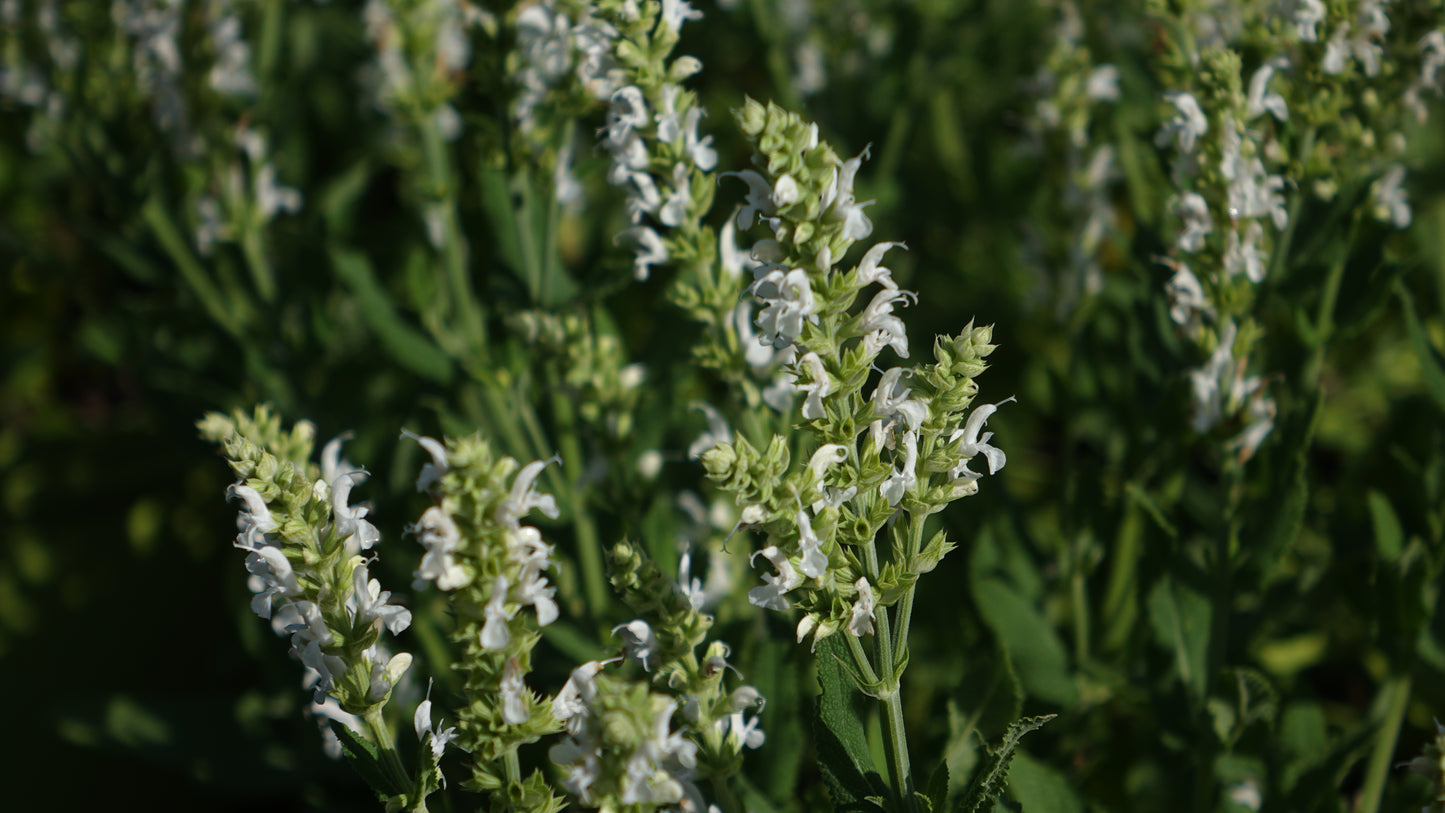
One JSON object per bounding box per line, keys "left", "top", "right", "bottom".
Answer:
{"left": 226, "top": 436, "right": 413, "bottom": 706}
{"left": 512, "top": 1, "right": 623, "bottom": 133}
{"left": 599, "top": 6, "right": 715, "bottom": 280}
{"left": 549, "top": 662, "right": 712, "bottom": 809}
{"left": 1156, "top": 60, "right": 1284, "bottom": 459}
{"left": 195, "top": 127, "right": 303, "bottom": 255}
{"left": 363, "top": 0, "right": 475, "bottom": 141}
{"left": 404, "top": 432, "right": 562, "bottom": 650}
{"left": 729, "top": 157, "right": 1010, "bottom": 638}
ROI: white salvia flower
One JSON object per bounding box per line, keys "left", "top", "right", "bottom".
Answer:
{"left": 254, "top": 163, "right": 303, "bottom": 219}
{"left": 719, "top": 709, "right": 767, "bottom": 750}
{"left": 773, "top": 174, "right": 801, "bottom": 207}
{"left": 350, "top": 562, "right": 412, "bottom": 635}
{"left": 795, "top": 352, "right": 833, "bottom": 419}
{"left": 228, "top": 483, "right": 278, "bottom": 548}
{"left": 821, "top": 147, "right": 875, "bottom": 241}
{"left": 607, "top": 85, "right": 650, "bottom": 145}
{"left": 677, "top": 547, "right": 732, "bottom": 611}
{"left": 856, "top": 241, "right": 906, "bottom": 288}
{"left": 415, "top": 687, "right": 460, "bottom": 760}
{"left": 1189, "top": 321, "right": 1238, "bottom": 433}
{"left": 207, "top": 12, "right": 255, "bottom": 97}
{"left": 748, "top": 545, "right": 802, "bottom": 610}
{"left": 1164, "top": 260, "right": 1210, "bottom": 327}
{"left": 410, "top": 506, "right": 468, "bottom": 590}
{"left": 1245, "top": 60, "right": 1289, "bottom": 122}
{"left": 480, "top": 576, "right": 512, "bottom": 649}
{"left": 682, "top": 107, "right": 717, "bottom": 170}
{"left": 500, "top": 658, "right": 530, "bottom": 725}
{"left": 1224, "top": 221, "right": 1268, "bottom": 283}
{"left": 364, "top": 646, "right": 413, "bottom": 704}
{"left": 869, "top": 367, "right": 929, "bottom": 450}
{"left": 1174, "top": 192, "right": 1214, "bottom": 253}
{"left": 948, "top": 397, "right": 1015, "bottom": 480}
{"left": 1086, "top": 65, "right": 1121, "bottom": 102}
{"left": 1229, "top": 388, "right": 1277, "bottom": 462}
{"left": 553, "top": 660, "right": 605, "bottom": 733}
{"left": 751, "top": 267, "right": 817, "bottom": 348}
{"left": 331, "top": 471, "right": 381, "bottom": 552}
{"left": 497, "top": 457, "right": 560, "bottom": 528}
{"left": 296, "top": 637, "right": 347, "bottom": 702}
{"left": 1294, "top": 0, "right": 1325, "bottom": 42}
{"left": 881, "top": 430, "right": 919, "bottom": 506}
{"left": 660, "top": 0, "right": 703, "bottom": 31}
{"left": 848, "top": 578, "right": 876, "bottom": 637}
{"left": 1220, "top": 123, "right": 1288, "bottom": 230}
{"left": 857, "top": 288, "right": 917, "bottom": 359}
{"left": 614, "top": 620, "right": 660, "bottom": 669}
{"left": 1157, "top": 92, "right": 1209, "bottom": 154}
{"left": 795, "top": 504, "right": 829, "bottom": 579}
{"left": 623, "top": 170, "right": 663, "bottom": 223}
{"left": 688, "top": 401, "right": 733, "bottom": 459}
{"left": 723, "top": 169, "right": 779, "bottom": 230}
{"left": 659, "top": 162, "right": 692, "bottom": 227}
{"left": 320, "top": 433, "right": 358, "bottom": 485}
{"left": 622, "top": 225, "right": 670, "bottom": 280}
{"left": 1371, "top": 164, "right": 1411, "bottom": 228}
{"left": 402, "top": 429, "right": 450, "bottom": 491}
{"left": 1421, "top": 31, "right": 1445, "bottom": 88}
{"left": 245, "top": 546, "right": 301, "bottom": 619}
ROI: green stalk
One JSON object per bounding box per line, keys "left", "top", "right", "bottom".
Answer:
{"left": 364, "top": 707, "right": 422, "bottom": 810}
{"left": 1358, "top": 672, "right": 1413, "bottom": 813}
{"left": 418, "top": 115, "right": 485, "bottom": 350}
{"left": 241, "top": 227, "right": 277, "bottom": 303}
{"left": 861, "top": 523, "right": 915, "bottom": 811}
{"left": 142, "top": 199, "right": 247, "bottom": 338}
{"left": 1264, "top": 127, "right": 1317, "bottom": 284}
{"left": 550, "top": 390, "right": 608, "bottom": 619}
{"left": 1304, "top": 211, "right": 1360, "bottom": 386}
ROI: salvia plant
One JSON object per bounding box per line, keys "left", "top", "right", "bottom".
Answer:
{"left": 7, "top": 0, "right": 1445, "bottom": 812}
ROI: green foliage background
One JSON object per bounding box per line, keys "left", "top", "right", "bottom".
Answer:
{"left": 4, "top": 0, "right": 1445, "bottom": 811}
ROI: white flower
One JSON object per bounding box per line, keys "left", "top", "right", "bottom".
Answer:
{"left": 687, "top": 401, "right": 733, "bottom": 459}
{"left": 228, "top": 483, "right": 278, "bottom": 548}
{"left": 682, "top": 107, "right": 717, "bottom": 170}
{"left": 415, "top": 686, "right": 460, "bottom": 761}
{"left": 622, "top": 225, "right": 670, "bottom": 280}
{"left": 623, "top": 170, "right": 662, "bottom": 223}
{"left": 331, "top": 471, "right": 380, "bottom": 552}
{"left": 614, "top": 619, "right": 660, "bottom": 669}
{"left": 948, "top": 397, "right": 1015, "bottom": 480}
{"left": 1371, "top": 164, "right": 1411, "bottom": 229}
{"left": 1224, "top": 221, "right": 1267, "bottom": 283}
{"left": 659, "top": 0, "right": 702, "bottom": 31}
{"left": 869, "top": 367, "right": 929, "bottom": 450}
{"left": 795, "top": 352, "right": 833, "bottom": 419}
{"left": 881, "top": 430, "right": 919, "bottom": 506}
{"left": 748, "top": 545, "right": 802, "bottom": 610}
{"left": 848, "top": 578, "right": 876, "bottom": 637}
{"left": 1189, "top": 322, "right": 1238, "bottom": 433}
{"left": 606, "top": 85, "right": 649, "bottom": 146}
{"left": 244, "top": 546, "right": 300, "bottom": 619}
{"left": 1174, "top": 192, "right": 1213, "bottom": 253}
{"left": 1294, "top": 0, "right": 1325, "bottom": 41}
{"left": 363, "top": 646, "right": 412, "bottom": 704}
{"left": 857, "top": 287, "right": 916, "bottom": 359}
{"left": 1221, "top": 123, "right": 1287, "bottom": 230}
{"left": 795, "top": 505, "right": 828, "bottom": 579}
{"left": 500, "top": 658, "right": 531, "bottom": 724}
{"left": 1245, "top": 60, "right": 1289, "bottom": 122}
{"left": 855, "top": 241, "right": 906, "bottom": 289}
{"left": 821, "top": 147, "right": 874, "bottom": 241}
{"left": 719, "top": 709, "right": 766, "bottom": 750}
{"left": 1164, "top": 260, "right": 1209, "bottom": 327}
{"left": 676, "top": 546, "right": 732, "bottom": 611}
{"left": 659, "top": 162, "right": 692, "bottom": 226}
{"left": 751, "top": 267, "right": 817, "bottom": 348}
{"left": 722, "top": 169, "right": 778, "bottom": 230}
{"left": 480, "top": 576, "right": 512, "bottom": 649}
{"left": 1086, "top": 65, "right": 1121, "bottom": 102}
{"left": 553, "top": 660, "right": 605, "bottom": 733}
{"left": 410, "top": 505, "right": 468, "bottom": 590}
{"left": 497, "top": 457, "right": 560, "bottom": 528}
{"left": 350, "top": 562, "right": 412, "bottom": 635}
{"left": 1157, "top": 92, "right": 1208, "bottom": 154}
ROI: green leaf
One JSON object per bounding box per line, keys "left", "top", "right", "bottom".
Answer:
{"left": 1396, "top": 283, "right": 1445, "bottom": 413}
{"left": 1008, "top": 752, "right": 1083, "bottom": 813}
{"left": 971, "top": 578, "right": 1078, "bottom": 706}
{"left": 329, "top": 720, "right": 407, "bottom": 798}
{"left": 318, "top": 160, "right": 373, "bottom": 234}
{"left": 1250, "top": 392, "right": 1319, "bottom": 576}
{"left": 924, "top": 755, "right": 950, "bottom": 813}
{"left": 814, "top": 636, "right": 888, "bottom": 813}
{"left": 958, "top": 715, "right": 1056, "bottom": 813}
{"left": 1367, "top": 490, "right": 1404, "bottom": 562}
{"left": 328, "top": 245, "right": 454, "bottom": 384}
{"left": 1146, "top": 572, "right": 1211, "bottom": 701}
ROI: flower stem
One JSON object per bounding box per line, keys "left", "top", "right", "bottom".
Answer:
{"left": 550, "top": 389, "right": 608, "bottom": 618}
{"left": 364, "top": 707, "right": 419, "bottom": 809}
{"left": 1358, "top": 672, "right": 1412, "bottom": 813}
